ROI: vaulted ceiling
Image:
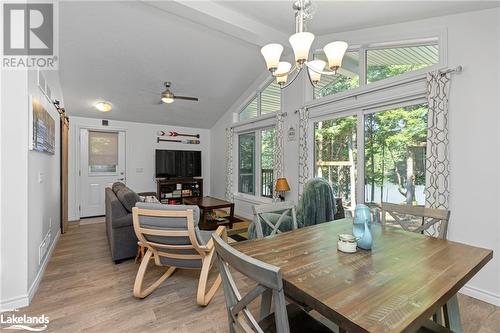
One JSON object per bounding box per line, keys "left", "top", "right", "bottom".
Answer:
{"left": 59, "top": 1, "right": 499, "bottom": 128}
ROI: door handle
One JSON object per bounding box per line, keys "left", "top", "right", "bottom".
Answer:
{"left": 117, "top": 178, "right": 125, "bottom": 181}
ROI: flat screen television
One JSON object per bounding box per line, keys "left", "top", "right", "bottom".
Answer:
{"left": 155, "top": 149, "right": 202, "bottom": 178}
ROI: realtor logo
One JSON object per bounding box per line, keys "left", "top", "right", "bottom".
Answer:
{"left": 2, "top": 3, "right": 58, "bottom": 69}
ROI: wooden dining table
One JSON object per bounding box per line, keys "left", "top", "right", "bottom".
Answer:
{"left": 232, "top": 218, "right": 493, "bottom": 333}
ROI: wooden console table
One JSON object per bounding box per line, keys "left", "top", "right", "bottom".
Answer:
{"left": 183, "top": 196, "right": 235, "bottom": 230}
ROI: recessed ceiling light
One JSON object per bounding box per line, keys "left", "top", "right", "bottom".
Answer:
{"left": 95, "top": 101, "right": 112, "bottom": 112}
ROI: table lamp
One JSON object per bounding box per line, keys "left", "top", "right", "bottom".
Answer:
{"left": 275, "top": 178, "right": 290, "bottom": 201}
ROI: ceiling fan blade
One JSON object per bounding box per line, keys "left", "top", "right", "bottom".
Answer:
{"left": 174, "top": 95, "right": 199, "bottom": 101}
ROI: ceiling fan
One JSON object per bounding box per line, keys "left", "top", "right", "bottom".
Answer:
{"left": 159, "top": 82, "right": 198, "bottom": 104}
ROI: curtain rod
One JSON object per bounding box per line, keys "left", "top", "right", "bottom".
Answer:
{"left": 439, "top": 65, "right": 462, "bottom": 75}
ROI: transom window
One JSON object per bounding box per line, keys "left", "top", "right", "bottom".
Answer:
{"left": 314, "top": 40, "right": 439, "bottom": 99}
{"left": 239, "top": 81, "right": 281, "bottom": 121}
{"left": 367, "top": 44, "right": 439, "bottom": 83}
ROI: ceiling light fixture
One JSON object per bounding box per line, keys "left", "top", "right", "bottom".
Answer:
{"left": 261, "top": 0, "right": 348, "bottom": 89}
{"left": 95, "top": 101, "right": 113, "bottom": 112}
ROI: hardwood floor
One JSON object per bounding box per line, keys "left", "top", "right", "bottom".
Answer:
{"left": 11, "top": 222, "right": 500, "bottom": 332}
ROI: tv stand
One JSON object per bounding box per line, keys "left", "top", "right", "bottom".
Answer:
{"left": 156, "top": 178, "right": 203, "bottom": 204}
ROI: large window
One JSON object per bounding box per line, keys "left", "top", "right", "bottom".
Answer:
{"left": 314, "top": 103, "right": 428, "bottom": 207}
{"left": 314, "top": 40, "right": 440, "bottom": 99}
{"left": 239, "top": 81, "right": 281, "bottom": 121}
{"left": 238, "top": 128, "right": 275, "bottom": 198}
{"left": 314, "top": 116, "right": 357, "bottom": 207}
{"left": 260, "top": 128, "right": 275, "bottom": 198}
{"left": 238, "top": 133, "right": 255, "bottom": 194}
{"left": 364, "top": 104, "right": 428, "bottom": 205}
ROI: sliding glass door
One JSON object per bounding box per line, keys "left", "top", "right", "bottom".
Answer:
{"left": 314, "top": 103, "right": 428, "bottom": 208}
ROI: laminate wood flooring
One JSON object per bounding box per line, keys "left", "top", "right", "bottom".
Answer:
{"left": 10, "top": 222, "right": 500, "bottom": 333}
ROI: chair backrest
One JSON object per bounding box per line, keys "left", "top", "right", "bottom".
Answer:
{"left": 381, "top": 202, "right": 451, "bottom": 239}
{"left": 212, "top": 234, "right": 290, "bottom": 333}
{"left": 252, "top": 201, "right": 298, "bottom": 238}
{"left": 132, "top": 202, "right": 208, "bottom": 268}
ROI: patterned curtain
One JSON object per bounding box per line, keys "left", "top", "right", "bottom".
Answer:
{"left": 298, "top": 108, "right": 311, "bottom": 198}
{"left": 273, "top": 112, "right": 285, "bottom": 201}
{"left": 425, "top": 71, "right": 451, "bottom": 235}
{"left": 225, "top": 127, "right": 234, "bottom": 202}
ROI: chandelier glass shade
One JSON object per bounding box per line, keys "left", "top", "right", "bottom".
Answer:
{"left": 260, "top": 0, "right": 348, "bottom": 89}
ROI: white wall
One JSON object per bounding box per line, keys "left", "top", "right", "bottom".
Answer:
{"left": 0, "top": 69, "right": 64, "bottom": 309}
{"left": 68, "top": 117, "right": 211, "bottom": 220}
{"left": 211, "top": 8, "right": 500, "bottom": 305}
{"left": 0, "top": 70, "right": 30, "bottom": 309}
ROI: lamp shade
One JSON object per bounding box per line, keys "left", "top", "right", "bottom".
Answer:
{"left": 275, "top": 178, "right": 290, "bottom": 192}
{"left": 289, "top": 32, "right": 314, "bottom": 63}
{"left": 307, "top": 59, "right": 326, "bottom": 83}
{"left": 323, "top": 41, "right": 348, "bottom": 70}
{"left": 261, "top": 43, "right": 284, "bottom": 71}
{"left": 275, "top": 61, "right": 292, "bottom": 85}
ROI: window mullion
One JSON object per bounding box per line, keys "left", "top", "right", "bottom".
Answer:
{"left": 359, "top": 46, "right": 367, "bottom": 87}
{"left": 257, "top": 92, "right": 262, "bottom": 117}
{"left": 356, "top": 109, "right": 365, "bottom": 206}
{"left": 255, "top": 130, "right": 262, "bottom": 198}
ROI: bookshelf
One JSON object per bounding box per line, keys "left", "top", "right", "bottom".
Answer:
{"left": 156, "top": 178, "right": 203, "bottom": 204}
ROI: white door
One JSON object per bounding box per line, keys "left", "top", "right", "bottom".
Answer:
{"left": 80, "top": 129, "right": 126, "bottom": 217}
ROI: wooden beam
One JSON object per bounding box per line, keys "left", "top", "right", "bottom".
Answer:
{"left": 142, "top": 1, "right": 289, "bottom": 47}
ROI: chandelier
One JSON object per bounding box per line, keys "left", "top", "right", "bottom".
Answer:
{"left": 260, "top": 0, "right": 348, "bottom": 88}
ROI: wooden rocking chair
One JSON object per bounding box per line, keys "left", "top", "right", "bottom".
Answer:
{"left": 132, "top": 202, "right": 226, "bottom": 306}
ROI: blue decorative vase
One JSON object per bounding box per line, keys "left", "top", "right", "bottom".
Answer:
{"left": 353, "top": 204, "right": 373, "bottom": 250}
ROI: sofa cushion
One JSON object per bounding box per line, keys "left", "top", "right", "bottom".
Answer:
{"left": 112, "top": 182, "right": 126, "bottom": 194}
{"left": 115, "top": 186, "right": 141, "bottom": 213}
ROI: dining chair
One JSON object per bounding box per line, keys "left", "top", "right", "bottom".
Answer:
{"left": 250, "top": 201, "right": 298, "bottom": 239}
{"left": 381, "top": 202, "right": 451, "bottom": 240}
{"left": 212, "top": 233, "right": 333, "bottom": 333}
{"left": 132, "top": 202, "right": 226, "bottom": 306}
{"left": 380, "top": 202, "right": 458, "bottom": 331}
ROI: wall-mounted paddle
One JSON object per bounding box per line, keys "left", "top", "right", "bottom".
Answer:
{"left": 157, "top": 137, "right": 200, "bottom": 144}
{"left": 157, "top": 131, "right": 200, "bottom": 139}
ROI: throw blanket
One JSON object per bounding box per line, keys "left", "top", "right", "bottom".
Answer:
{"left": 297, "top": 178, "right": 337, "bottom": 227}
{"left": 247, "top": 178, "right": 337, "bottom": 239}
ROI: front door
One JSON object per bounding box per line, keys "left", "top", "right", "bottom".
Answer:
{"left": 80, "top": 129, "right": 126, "bottom": 217}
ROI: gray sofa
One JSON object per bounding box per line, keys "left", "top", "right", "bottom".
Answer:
{"left": 105, "top": 182, "right": 156, "bottom": 263}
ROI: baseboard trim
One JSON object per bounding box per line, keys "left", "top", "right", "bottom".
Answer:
{"left": 27, "top": 229, "right": 61, "bottom": 303}
{"left": 0, "top": 295, "right": 29, "bottom": 311}
{"left": 460, "top": 284, "right": 500, "bottom": 306}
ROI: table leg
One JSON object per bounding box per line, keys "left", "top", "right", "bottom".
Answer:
{"left": 229, "top": 203, "right": 235, "bottom": 229}
{"left": 444, "top": 294, "right": 462, "bottom": 333}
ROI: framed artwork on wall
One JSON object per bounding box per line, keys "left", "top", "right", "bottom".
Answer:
{"left": 29, "top": 95, "right": 55, "bottom": 155}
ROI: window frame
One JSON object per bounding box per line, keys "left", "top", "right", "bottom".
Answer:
{"left": 238, "top": 79, "right": 282, "bottom": 122}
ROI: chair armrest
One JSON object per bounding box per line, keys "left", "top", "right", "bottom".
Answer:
{"left": 204, "top": 226, "right": 227, "bottom": 251}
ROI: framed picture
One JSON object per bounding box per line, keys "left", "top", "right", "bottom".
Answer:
{"left": 29, "top": 95, "right": 55, "bottom": 155}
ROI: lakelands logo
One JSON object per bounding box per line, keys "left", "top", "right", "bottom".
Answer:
{"left": 2, "top": 3, "right": 58, "bottom": 69}
{"left": 0, "top": 309, "right": 49, "bottom": 331}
